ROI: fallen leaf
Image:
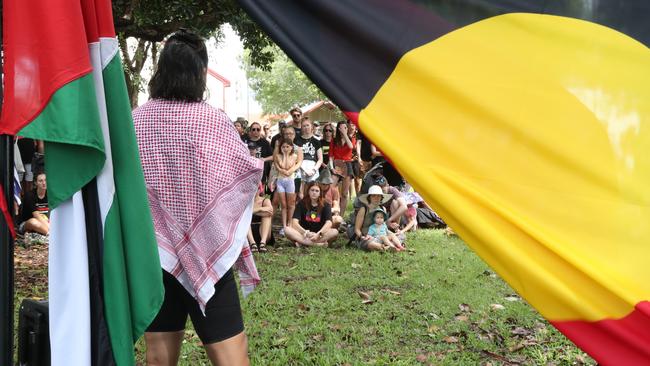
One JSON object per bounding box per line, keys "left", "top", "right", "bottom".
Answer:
{"left": 272, "top": 337, "right": 288, "bottom": 347}
{"left": 504, "top": 296, "right": 520, "bottom": 302}
{"left": 358, "top": 291, "right": 372, "bottom": 300}
{"left": 351, "top": 263, "right": 361, "bottom": 269}
{"left": 459, "top": 303, "right": 472, "bottom": 312}
{"left": 443, "top": 336, "right": 459, "bottom": 343}
{"left": 383, "top": 288, "right": 401, "bottom": 295}
{"left": 416, "top": 353, "right": 428, "bottom": 362}
{"left": 427, "top": 324, "right": 439, "bottom": 333}
{"left": 454, "top": 314, "right": 469, "bottom": 322}
{"left": 510, "top": 327, "right": 530, "bottom": 336}
{"left": 490, "top": 303, "right": 505, "bottom": 310}
{"left": 480, "top": 350, "right": 511, "bottom": 363}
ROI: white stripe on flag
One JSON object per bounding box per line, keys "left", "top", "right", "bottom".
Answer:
{"left": 48, "top": 192, "right": 91, "bottom": 366}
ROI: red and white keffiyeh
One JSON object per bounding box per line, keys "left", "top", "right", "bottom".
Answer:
{"left": 133, "top": 99, "right": 263, "bottom": 311}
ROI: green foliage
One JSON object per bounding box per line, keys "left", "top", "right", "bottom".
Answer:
{"left": 111, "top": 0, "right": 273, "bottom": 70}
{"left": 244, "top": 46, "right": 328, "bottom": 114}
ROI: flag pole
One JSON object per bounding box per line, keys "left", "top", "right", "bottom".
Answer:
{"left": 0, "top": 134, "right": 14, "bottom": 366}
{"left": 0, "top": 3, "right": 17, "bottom": 363}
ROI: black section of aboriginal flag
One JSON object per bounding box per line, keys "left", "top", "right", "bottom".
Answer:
{"left": 239, "top": 0, "right": 650, "bottom": 114}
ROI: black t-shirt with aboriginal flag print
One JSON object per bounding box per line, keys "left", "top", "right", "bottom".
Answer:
{"left": 293, "top": 202, "right": 332, "bottom": 232}
{"left": 20, "top": 191, "right": 48, "bottom": 224}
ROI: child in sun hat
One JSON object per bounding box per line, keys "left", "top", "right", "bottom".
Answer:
{"left": 367, "top": 207, "right": 405, "bottom": 251}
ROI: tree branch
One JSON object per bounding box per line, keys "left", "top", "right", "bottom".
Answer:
{"left": 115, "top": 12, "right": 220, "bottom": 42}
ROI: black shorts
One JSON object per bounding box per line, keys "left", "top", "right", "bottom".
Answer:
{"left": 146, "top": 269, "right": 244, "bottom": 344}
{"left": 350, "top": 160, "right": 361, "bottom": 178}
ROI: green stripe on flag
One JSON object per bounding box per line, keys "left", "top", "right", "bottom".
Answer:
{"left": 101, "top": 54, "right": 164, "bottom": 365}
{"left": 19, "top": 74, "right": 105, "bottom": 208}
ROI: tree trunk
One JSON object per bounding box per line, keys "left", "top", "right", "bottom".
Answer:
{"left": 118, "top": 34, "right": 153, "bottom": 108}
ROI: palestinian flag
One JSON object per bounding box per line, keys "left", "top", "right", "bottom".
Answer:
{"left": 1, "top": 0, "right": 164, "bottom": 365}
{"left": 239, "top": 1, "right": 650, "bottom": 364}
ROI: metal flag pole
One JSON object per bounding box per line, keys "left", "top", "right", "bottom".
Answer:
{"left": 0, "top": 2, "right": 17, "bottom": 363}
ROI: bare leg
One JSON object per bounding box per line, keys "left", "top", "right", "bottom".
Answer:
{"left": 246, "top": 227, "right": 257, "bottom": 252}
{"left": 340, "top": 176, "right": 351, "bottom": 218}
{"left": 24, "top": 218, "right": 49, "bottom": 235}
{"left": 366, "top": 240, "right": 387, "bottom": 251}
{"left": 313, "top": 228, "right": 338, "bottom": 245}
{"left": 354, "top": 177, "right": 361, "bottom": 196}
{"left": 379, "top": 235, "right": 397, "bottom": 250}
{"left": 388, "top": 234, "right": 404, "bottom": 251}
{"left": 331, "top": 214, "right": 342, "bottom": 229}
{"left": 204, "top": 331, "right": 250, "bottom": 366}
{"left": 284, "top": 226, "right": 313, "bottom": 246}
{"left": 286, "top": 193, "right": 296, "bottom": 228}
{"left": 259, "top": 216, "right": 271, "bottom": 244}
{"left": 144, "top": 331, "right": 184, "bottom": 366}
{"left": 278, "top": 192, "right": 288, "bottom": 229}
{"left": 247, "top": 227, "right": 255, "bottom": 245}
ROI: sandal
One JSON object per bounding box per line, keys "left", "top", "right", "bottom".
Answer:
{"left": 250, "top": 243, "right": 258, "bottom": 252}
{"left": 258, "top": 242, "right": 268, "bottom": 253}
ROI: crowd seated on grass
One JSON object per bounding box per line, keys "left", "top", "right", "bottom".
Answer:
{"left": 241, "top": 105, "right": 447, "bottom": 253}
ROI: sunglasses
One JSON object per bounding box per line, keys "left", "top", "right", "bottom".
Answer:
{"left": 324, "top": 129, "right": 333, "bottom": 132}
{"left": 292, "top": 114, "right": 301, "bottom": 118}
{"left": 250, "top": 128, "right": 260, "bottom": 131}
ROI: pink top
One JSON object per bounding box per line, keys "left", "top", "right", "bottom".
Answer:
{"left": 133, "top": 99, "right": 263, "bottom": 312}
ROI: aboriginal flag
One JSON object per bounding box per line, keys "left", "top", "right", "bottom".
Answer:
{"left": 239, "top": 1, "right": 650, "bottom": 364}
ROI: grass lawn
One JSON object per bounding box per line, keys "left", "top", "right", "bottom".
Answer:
{"left": 14, "top": 229, "right": 594, "bottom": 365}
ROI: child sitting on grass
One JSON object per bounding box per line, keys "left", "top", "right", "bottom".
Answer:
{"left": 367, "top": 208, "right": 404, "bottom": 251}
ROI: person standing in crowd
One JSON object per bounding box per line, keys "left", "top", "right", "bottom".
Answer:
{"left": 348, "top": 123, "right": 362, "bottom": 197}
{"left": 18, "top": 172, "right": 49, "bottom": 237}
{"left": 245, "top": 121, "right": 273, "bottom": 184}
{"left": 285, "top": 182, "right": 338, "bottom": 247}
{"left": 133, "top": 30, "right": 262, "bottom": 366}
{"left": 295, "top": 117, "right": 322, "bottom": 198}
{"left": 320, "top": 122, "right": 333, "bottom": 172}
{"left": 287, "top": 106, "right": 303, "bottom": 135}
{"left": 17, "top": 137, "right": 36, "bottom": 193}
{"left": 269, "top": 124, "right": 303, "bottom": 229}
{"left": 357, "top": 130, "right": 373, "bottom": 186}
{"left": 330, "top": 120, "right": 355, "bottom": 218}
{"left": 273, "top": 137, "right": 301, "bottom": 233}
{"left": 263, "top": 124, "right": 271, "bottom": 142}
{"left": 234, "top": 117, "right": 247, "bottom": 141}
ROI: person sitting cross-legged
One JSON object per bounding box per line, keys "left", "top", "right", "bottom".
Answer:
{"left": 284, "top": 181, "right": 338, "bottom": 247}
{"left": 18, "top": 172, "right": 49, "bottom": 237}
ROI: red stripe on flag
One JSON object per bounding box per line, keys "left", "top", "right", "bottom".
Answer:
{"left": 81, "top": 0, "right": 99, "bottom": 43}
{"left": 344, "top": 111, "right": 359, "bottom": 127}
{"left": 552, "top": 301, "right": 650, "bottom": 365}
{"left": 0, "top": 184, "right": 16, "bottom": 238}
{"left": 0, "top": 0, "right": 92, "bottom": 134}
{"left": 95, "top": 0, "right": 116, "bottom": 38}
